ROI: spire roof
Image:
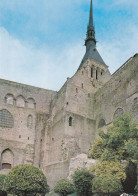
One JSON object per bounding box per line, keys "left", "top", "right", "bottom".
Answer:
{"left": 89, "top": 0, "right": 93, "bottom": 27}
{"left": 78, "top": 0, "right": 106, "bottom": 70}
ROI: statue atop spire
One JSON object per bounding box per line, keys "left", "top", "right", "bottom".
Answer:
{"left": 85, "top": 0, "right": 96, "bottom": 46}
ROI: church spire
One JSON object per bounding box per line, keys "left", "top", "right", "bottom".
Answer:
{"left": 89, "top": 0, "right": 93, "bottom": 26}
{"left": 78, "top": 0, "right": 105, "bottom": 70}
{"left": 85, "top": 0, "right": 96, "bottom": 46}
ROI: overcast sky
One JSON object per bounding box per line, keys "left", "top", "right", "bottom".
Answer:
{"left": 0, "top": 0, "right": 138, "bottom": 91}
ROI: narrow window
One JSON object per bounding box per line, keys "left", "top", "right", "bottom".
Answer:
{"left": 91, "top": 68, "right": 93, "bottom": 78}
{"left": 82, "top": 83, "right": 83, "bottom": 89}
{"left": 69, "top": 117, "right": 72, "bottom": 126}
{"left": 96, "top": 70, "right": 98, "bottom": 80}
{"left": 101, "top": 72, "right": 103, "bottom": 75}
{"left": 82, "top": 71, "right": 84, "bottom": 75}
{"left": 76, "top": 88, "right": 78, "bottom": 93}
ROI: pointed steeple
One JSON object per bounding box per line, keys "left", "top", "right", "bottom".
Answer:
{"left": 85, "top": 0, "right": 96, "bottom": 46}
{"left": 89, "top": 0, "right": 93, "bottom": 27}
{"left": 78, "top": 0, "right": 106, "bottom": 70}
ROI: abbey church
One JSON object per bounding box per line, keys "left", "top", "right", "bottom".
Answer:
{"left": 0, "top": 0, "right": 138, "bottom": 188}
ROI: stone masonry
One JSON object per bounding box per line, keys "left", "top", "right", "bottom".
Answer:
{"left": 0, "top": 0, "right": 138, "bottom": 189}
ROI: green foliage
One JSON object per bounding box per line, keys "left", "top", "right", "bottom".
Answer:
{"left": 0, "top": 174, "right": 7, "bottom": 190}
{"left": 90, "top": 114, "right": 138, "bottom": 162}
{"left": 91, "top": 161, "right": 125, "bottom": 194}
{"left": 0, "top": 174, "right": 7, "bottom": 196}
{"left": 92, "top": 174, "right": 122, "bottom": 194}
{"left": 89, "top": 113, "right": 138, "bottom": 194}
{"left": 72, "top": 168, "right": 94, "bottom": 196}
{"left": 4, "top": 164, "right": 49, "bottom": 196}
{"left": 54, "top": 179, "right": 75, "bottom": 196}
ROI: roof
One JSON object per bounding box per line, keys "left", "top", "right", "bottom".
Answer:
{"left": 78, "top": 45, "right": 106, "bottom": 70}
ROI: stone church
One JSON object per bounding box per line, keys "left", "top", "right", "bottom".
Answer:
{"left": 0, "top": 0, "right": 138, "bottom": 188}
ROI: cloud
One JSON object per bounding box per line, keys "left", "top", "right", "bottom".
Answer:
{"left": 98, "top": 24, "right": 138, "bottom": 73}
{"left": 0, "top": 27, "right": 85, "bottom": 91}
{"left": 0, "top": 1, "right": 137, "bottom": 91}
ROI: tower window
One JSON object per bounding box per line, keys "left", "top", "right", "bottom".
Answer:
{"left": 91, "top": 68, "right": 93, "bottom": 78}
{"left": 69, "top": 117, "right": 73, "bottom": 126}
{"left": 76, "top": 88, "right": 78, "bottom": 93}
{"left": 96, "top": 70, "right": 98, "bottom": 80}
{"left": 82, "top": 83, "right": 83, "bottom": 89}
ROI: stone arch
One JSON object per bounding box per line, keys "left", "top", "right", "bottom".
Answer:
{"left": 113, "top": 108, "right": 124, "bottom": 119}
{"left": 27, "top": 115, "right": 33, "bottom": 128}
{"left": 0, "top": 109, "right": 14, "bottom": 128}
{"left": 1, "top": 149, "right": 14, "bottom": 169}
{"left": 5, "top": 94, "right": 14, "bottom": 105}
{"left": 16, "top": 95, "right": 26, "bottom": 108}
{"left": 98, "top": 119, "right": 106, "bottom": 128}
{"left": 27, "top": 98, "right": 36, "bottom": 109}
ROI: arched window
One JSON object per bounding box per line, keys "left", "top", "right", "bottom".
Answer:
{"left": 27, "top": 98, "right": 36, "bottom": 109}
{"left": 69, "top": 117, "right": 73, "bottom": 126}
{"left": 1, "top": 149, "right": 13, "bottom": 169}
{"left": 27, "top": 115, "right": 33, "bottom": 128}
{"left": 134, "top": 97, "right": 138, "bottom": 105}
{"left": 113, "top": 108, "right": 124, "bottom": 119}
{"left": 16, "top": 95, "right": 25, "bottom": 108}
{"left": 5, "top": 94, "right": 14, "bottom": 105}
{"left": 98, "top": 119, "right": 106, "bottom": 128}
{"left": 0, "top": 109, "right": 14, "bottom": 128}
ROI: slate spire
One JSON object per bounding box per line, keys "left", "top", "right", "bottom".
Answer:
{"left": 78, "top": 0, "right": 105, "bottom": 70}
{"left": 85, "top": 0, "right": 96, "bottom": 46}
{"left": 89, "top": 0, "right": 93, "bottom": 26}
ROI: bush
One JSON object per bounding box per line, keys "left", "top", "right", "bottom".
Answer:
{"left": 4, "top": 164, "right": 49, "bottom": 196}
{"left": 54, "top": 179, "right": 75, "bottom": 196}
{"left": 0, "top": 174, "right": 7, "bottom": 196}
{"left": 72, "top": 168, "right": 94, "bottom": 196}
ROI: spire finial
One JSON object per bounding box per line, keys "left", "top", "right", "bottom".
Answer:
{"left": 89, "top": 0, "right": 93, "bottom": 27}
{"left": 85, "top": 0, "right": 96, "bottom": 46}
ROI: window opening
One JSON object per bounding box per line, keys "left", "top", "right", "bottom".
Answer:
{"left": 76, "top": 88, "right": 78, "bottom": 93}
{"left": 98, "top": 119, "right": 106, "bottom": 128}
{"left": 69, "top": 117, "right": 73, "bottom": 126}
{"left": 96, "top": 70, "right": 98, "bottom": 80}
{"left": 91, "top": 68, "right": 93, "bottom": 78}
{"left": 27, "top": 115, "right": 33, "bottom": 128}
{"left": 2, "top": 163, "right": 11, "bottom": 169}
{"left": 0, "top": 109, "right": 14, "bottom": 128}
{"left": 82, "top": 83, "right": 83, "bottom": 89}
